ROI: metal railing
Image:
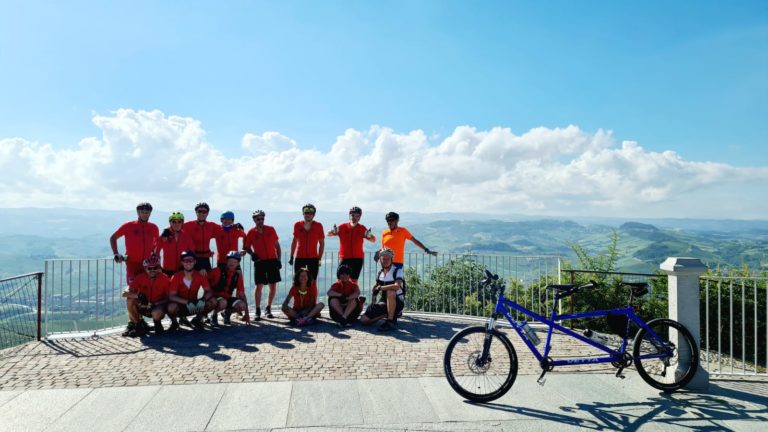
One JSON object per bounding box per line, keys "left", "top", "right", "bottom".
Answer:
{"left": 41, "top": 253, "right": 562, "bottom": 338}
{"left": 701, "top": 276, "right": 767, "bottom": 376}
{"left": 0, "top": 272, "right": 43, "bottom": 349}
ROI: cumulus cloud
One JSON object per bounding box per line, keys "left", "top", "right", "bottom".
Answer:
{"left": 1, "top": 109, "right": 766, "bottom": 218}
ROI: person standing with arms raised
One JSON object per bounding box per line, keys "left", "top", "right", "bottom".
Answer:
{"left": 243, "top": 210, "right": 282, "bottom": 320}
{"left": 110, "top": 202, "right": 160, "bottom": 284}
{"left": 289, "top": 203, "right": 324, "bottom": 280}
{"left": 327, "top": 206, "right": 376, "bottom": 283}
{"left": 183, "top": 202, "right": 221, "bottom": 276}
{"left": 380, "top": 211, "right": 437, "bottom": 270}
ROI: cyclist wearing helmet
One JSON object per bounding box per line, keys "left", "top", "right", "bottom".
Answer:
{"left": 289, "top": 203, "right": 324, "bottom": 280}
{"left": 110, "top": 202, "right": 160, "bottom": 284}
{"left": 183, "top": 202, "right": 222, "bottom": 275}
{"left": 206, "top": 251, "right": 251, "bottom": 325}
{"left": 381, "top": 211, "right": 437, "bottom": 269}
{"left": 168, "top": 251, "right": 215, "bottom": 330}
{"left": 214, "top": 210, "right": 246, "bottom": 268}
{"left": 361, "top": 248, "right": 403, "bottom": 332}
{"left": 121, "top": 255, "right": 171, "bottom": 336}
{"left": 327, "top": 264, "right": 364, "bottom": 327}
{"left": 154, "top": 211, "right": 194, "bottom": 277}
{"left": 243, "top": 210, "right": 282, "bottom": 320}
{"left": 327, "top": 206, "right": 376, "bottom": 283}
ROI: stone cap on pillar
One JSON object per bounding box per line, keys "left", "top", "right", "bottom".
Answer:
{"left": 660, "top": 257, "right": 708, "bottom": 276}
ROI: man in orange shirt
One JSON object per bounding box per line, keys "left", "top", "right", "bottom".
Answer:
{"left": 214, "top": 211, "right": 246, "bottom": 268}
{"left": 110, "top": 202, "right": 160, "bottom": 284}
{"left": 289, "top": 203, "right": 324, "bottom": 280}
{"left": 326, "top": 206, "right": 376, "bottom": 283}
{"left": 121, "top": 255, "right": 171, "bottom": 337}
{"left": 243, "top": 210, "right": 282, "bottom": 320}
{"left": 380, "top": 211, "right": 437, "bottom": 269}
{"left": 154, "top": 211, "right": 195, "bottom": 277}
{"left": 183, "top": 202, "right": 221, "bottom": 275}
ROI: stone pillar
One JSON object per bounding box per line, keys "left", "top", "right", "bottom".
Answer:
{"left": 660, "top": 257, "right": 709, "bottom": 390}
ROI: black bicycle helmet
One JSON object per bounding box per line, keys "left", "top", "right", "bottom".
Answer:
{"left": 385, "top": 211, "right": 399, "bottom": 221}
{"left": 349, "top": 206, "right": 362, "bottom": 214}
{"left": 194, "top": 202, "right": 210, "bottom": 211}
{"left": 136, "top": 202, "right": 153, "bottom": 211}
{"left": 302, "top": 203, "right": 316, "bottom": 214}
{"left": 252, "top": 210, "right": 266, "bottom": 218}
{"left": 180, "top": 250, "right": 196, "bottom": 261}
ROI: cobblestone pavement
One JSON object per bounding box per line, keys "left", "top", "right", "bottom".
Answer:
{"left": 0, "top": 314, "right": 616, "bottom": 391}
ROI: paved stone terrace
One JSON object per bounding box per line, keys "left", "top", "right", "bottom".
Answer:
{"left": 0, "top": 314, "right": 617, "bottom": 391}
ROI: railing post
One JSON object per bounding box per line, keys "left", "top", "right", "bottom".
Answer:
{"left": 660, "top": 257, "right": 709, "bottom": 390}
{"left": 37, "top": 272, "right": 42, "bottom": 341}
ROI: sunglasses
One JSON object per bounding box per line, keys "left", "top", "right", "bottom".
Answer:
{"left": 171, "top": 220, "right": 183, "bottom": 224}
{"left": 197, "top": 210, "right": 209, "bottom": 214}
{"left": 386, "top": 219, "right": 396, "bottom": 222}
{"left": 254, "top": 217, "right": 265, "bottom": 221}
{"left": 181, "top": 259, "right": 195, "bottom": 264}
{"left": 146, "top": 266, "right": 160, "bottom": 271}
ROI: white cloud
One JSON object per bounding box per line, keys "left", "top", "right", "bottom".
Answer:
{"left": 1, "top": 108, "right": 766, "bottom": 218}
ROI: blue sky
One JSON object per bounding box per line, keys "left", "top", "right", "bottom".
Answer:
{"left": 0, "top": 1, "right": 766, "bottom": 217}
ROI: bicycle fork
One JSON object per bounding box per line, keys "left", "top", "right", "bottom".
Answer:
{"left": 478, "top": 314, "right": 498, "bottom": 365}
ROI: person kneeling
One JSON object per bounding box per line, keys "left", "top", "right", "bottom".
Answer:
{"left": 121, "top": 255, "right": 171, "bottom": 337}
{"left": 167, "top": 251, "right": 216, "bottom": 330}
{"left": 327, "top": 264, "right": 364, "bottom": 327}
{"left": 207, "top": 251, "right": 251, "bottom": 326}
{"left": 282, "top": 267, "right": 324, "bottom": 327}
{"left": 361, "top": 248, "right": 403, "bottom": 332}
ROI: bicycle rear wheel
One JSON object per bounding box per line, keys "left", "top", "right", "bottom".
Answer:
{"left": 443, "top": 326, "right": 518, "bottom": 403}
{"left": 633, "top": 318, "right": 698, "bottom": 392}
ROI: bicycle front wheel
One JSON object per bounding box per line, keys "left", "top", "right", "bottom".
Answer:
{"left": 443, "top": 326, "right": 518, "bottom": 403}
{"left": 633, "top": 318, "right": 699, "bottom": 392}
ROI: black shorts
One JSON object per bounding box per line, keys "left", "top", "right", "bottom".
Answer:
{"left": 294, "top": 258, "right": 319, "bottom": 280}
{"left": 364, "top": 296, "right": 404, "bottom": 320}
{"left": 139, "top": 303, "right": 166, "bottom": 317}
{"left": 223, "top": 297, "right": 244, "bottom": 312}
{"left": 195, "top": 257, "right": 213, "bottom": 272}
{"left": 254, "top": 259, "right": 282, "bottom": 285}
{"left": 328, "top": 297, "right": 363, "bottom": 322}
{"left": 340, "top": 258, "right": 364, "bottom": 279}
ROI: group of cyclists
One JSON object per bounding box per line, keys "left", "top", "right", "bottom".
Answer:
{"left": 110, "top": 202, "right": 438, "bottom": 337}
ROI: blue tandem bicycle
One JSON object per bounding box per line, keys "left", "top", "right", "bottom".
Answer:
{"left": 443, "top": 270, "right": 699, "bottom": 402}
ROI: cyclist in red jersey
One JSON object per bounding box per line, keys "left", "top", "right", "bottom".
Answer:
{"left": 214, "top": 211, "right": 246, "bottom": 268}
{"left": 207, "top": 252, "right": 251, "bottom": 326}
{"left": 327, "top": 206, "right": 376, "bottom": 283}
{"left": 281, "top": 267, "right": 324, "bottom": 326}
{"left": 110, "top": 202, "right": 160, "bottom": 284}
{"left": 121, "top": 255, "right": 171, "bottom": 337}
{"left": 327, "top": 264, "right": 364, "bottom": 327}
{"left": 289, "top": 203, "right": 324, "bottom": 280}
{"left": 167, "top": 251, "right": 215, "bottom": 330}
{"left": 154, "top": 211, "right": 195, "bottom": 277}
{"left": 243, "top": 210, "right": 282, "bottom": 321}
{"left": 183, "top": 202, "right": 222, "bottom": 275}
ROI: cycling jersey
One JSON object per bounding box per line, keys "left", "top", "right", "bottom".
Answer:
{"left": 337, "top": 223, "right": 368, "bottom": 259}
{"left": 330, "top": 280, "right": 359, "bottom": 297}
{"left": 288, "top": 284, "right": 318, "bottom": 309}
{"left": 154, "top": 230, "right": 194, "bottom": 272}
{"left": 129, "top": 272, "right": 171, "bottom": 304}
{"left": 214, "top": 226, "right": 246, "bottom": 264}
{"left": 381, "top": 227, "right": 413, "bottom": 264}
{"left": 207, "top": 267, "right": 244, "bottom": 300}
{"left": 244, "top": 225, "right": 280, "bottom": 260}
{"left": 113, "top": 220, "right": 160, "bottom": 263}
{"left": 183, "top": 220, "right": 221, "bottom": 258}
{"left": 170, "top": 271, "right": 209, "bottom": 302}
{"left": 293, "top": 221, "right": 324, "bottom": 259}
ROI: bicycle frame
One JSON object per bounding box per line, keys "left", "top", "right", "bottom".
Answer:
{"left": 485, "top": 291, "right": 672, "bottom": 368}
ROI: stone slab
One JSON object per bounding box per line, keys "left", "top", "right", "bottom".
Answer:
{"left": 0, "top": 388, "right": 91, "bottom": 432}
{"left": 124, "top": 383, "right": 226, "bottom": 432}
{"left": 206, "top": 381, "right": 292, "bottom": 430}
{"left": 0, "top": 390, "right": 21, "bottom": 407}
{"left": 287, "top": 379, "right": 364, "bottom": 427}
{"left": 48, "top": 385, "right": 161, "bottom": 432}
{"left": 356, "top": 377, "right": 439, "bottom": 425}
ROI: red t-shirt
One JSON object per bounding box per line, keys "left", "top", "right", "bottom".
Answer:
{"left": 183, "top": 220, "right": 222, "bottom": 258}
{"left": 154, "top": 230, "right": 195, "bottom": 271}
{"left": 293, "top": 221, "right": 324, "bottom": 259}
{"left": 337, "top": 222, "right": 368, "bottom": 259}
{"left": 113, "top": 220, "right": 160, "bottom": 264}
{"left": 244, "top": 225, "right": 280, "bottom": 260}
{"left": 288, "top": 284, "right": 318, "bottom": 309}
{"left": 207, "top": 267, "right": 244, "bottom": 299}
{"left": 170, "top": 271, "right": 209, "bottom": 301}
{"left": 214, "top": 226, "right": 246, "bottom": 264}
{"left": 330, "top": 280, "right": 359, "bottom": 297}
{"left": 129, "top": 272, "right": 171, "bottom": 304}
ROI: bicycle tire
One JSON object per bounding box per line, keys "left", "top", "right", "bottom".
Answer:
{"left": 633, "top": 318, "right": 698, "bottom": 393}
{"left": 443, "top": 326, "right": 518, "bottom": 403}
